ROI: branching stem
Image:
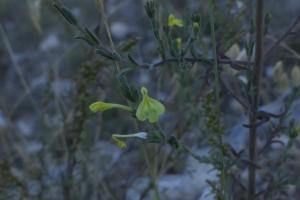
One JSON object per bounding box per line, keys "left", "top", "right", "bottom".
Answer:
{"left": 248, "top": 1, "right": 264, "bottom": 199}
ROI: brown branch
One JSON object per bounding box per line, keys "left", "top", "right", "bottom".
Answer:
{"left": 258, "top": 123, "right": 285, "bottom": 156}
{"left": 139, "top": 57, "right": 251, "bottom": 71}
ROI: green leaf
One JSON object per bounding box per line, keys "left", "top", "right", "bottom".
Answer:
{"left": 95, "top": 48, "right": 120, "bottom": 61}
{"left": 74, "top": 35, "right": 94, "bottom": 46}
{"left": 53, "top": 4, "right": 78, "bottom": 26}
{"left": 118, "top": 38, "right": 139, "bottom": 52}
{"left": 118, "top": 75, "right": 139, "bottom": 103}
{"left": 83, "top": 27, "right": 100, "bottom": 45}
{"left": 144, "top": 1, "right": 156, "bottom": 18}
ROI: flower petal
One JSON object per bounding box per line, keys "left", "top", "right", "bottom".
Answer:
{"left": 89, "top": 101, "right": 132, "bottom": 113}
{"left": 113, "top": 132, "right": 148, "bottom": 140}
{"left": 136, "top": 87, "right": 165, "bottom": 123}
{"left": 136, "top": 99, "right": 148, "bottom": 121}
{"left": 152, "top": 99, "right": 165, "bottom": 115}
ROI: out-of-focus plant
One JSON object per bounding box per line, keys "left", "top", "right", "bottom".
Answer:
{"left": 27, "top": 0, "right": 42, "bottom": 34}
{"left": 52, "top": 0, "right": 300, "bottom": 199}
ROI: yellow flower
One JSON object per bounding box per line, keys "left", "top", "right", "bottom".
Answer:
{"left": 112, "top": 135, "right": 127, "bottom": 149}
{"left": 89, "top": 101, "right": 132, "bottom": 112}
{"left": 136, "top": 87, "right": 165, "bottom": 123}
{"left": 168, "top": 14, "right": 184, "bottom": 27}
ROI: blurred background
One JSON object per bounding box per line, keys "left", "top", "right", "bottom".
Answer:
{"left": 0, "top": 0, "right": 300, "bottom": 199}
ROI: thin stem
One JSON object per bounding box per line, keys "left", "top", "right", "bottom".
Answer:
{"left": 142, "top": 144, "right": 160, "bottom": 200}
{"left": 152, "top": 145, "right": 160, "bottom": 200}
{"left": 0, "top": 24, "right": 40, "bottom": 114}
{"left": 265, "top": 15, "right": 300, "bottom": 58}
{"left": 148, "top": 57, "right": 251, "bottom": 70}
{"left": 248, "top": 0, "right": 264, "bottom": 199}
{"left": 153, "top": 181, "right": 161, "bottom": 200}
{"left": 96, "top": 0, "right": 121, "bottom": 72}
{"left": 209, "top": 0, "right": 220, "bottom": 108}
{"left": 209, "top": 1, "right": 227, "bottom": 198}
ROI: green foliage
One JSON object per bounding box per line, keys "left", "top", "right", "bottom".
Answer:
{"left": 203, "top": 91, "right": 224, "bottom": 135}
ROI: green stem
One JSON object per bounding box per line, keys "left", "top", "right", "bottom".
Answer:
{"left": 209, "top": 0, "right": 220, "bottom": 108}
{"left": 152, "top": 146, "right": 160, "bottom": 200}
{"left": 248, "top": 0, "right": 264, "bottom": 199}
{"left": 153, "top": 180, "right": 161, "bottom": 200}
{"left": 209, "top": 0, "right": 226, "bottom": 198}
{"left": 142, "top": 144, "right": 161, "bottom": 200}
{"left": 218, "top": 136, "right": 227, "bottom": 199}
